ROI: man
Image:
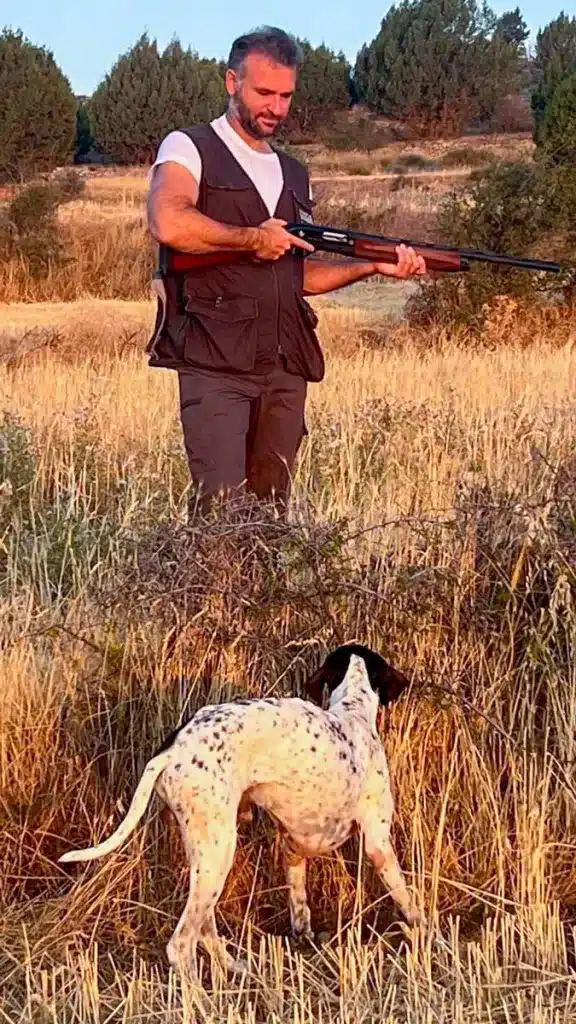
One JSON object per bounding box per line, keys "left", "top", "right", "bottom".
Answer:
{"left": 147, "top": 26, "right": 426, "bottom": 513}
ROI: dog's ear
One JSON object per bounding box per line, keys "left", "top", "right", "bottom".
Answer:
{"left": 304, "top": 647, "right": 353, "bottom": 705}
{"left": 304, "top": 665, "right": 327, "bottom": 705}
{"left": 376, "top": 663, "right": 411, "bottom": 706}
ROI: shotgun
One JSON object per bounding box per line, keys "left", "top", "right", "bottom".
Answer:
{"left": 160, "top": 222, "right": 563, "bottom": 276}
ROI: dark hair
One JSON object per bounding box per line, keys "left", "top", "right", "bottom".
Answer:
{"left": 227, "top": 26, "right": 304, "bottom": 76}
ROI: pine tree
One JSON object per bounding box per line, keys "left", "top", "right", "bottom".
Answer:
{"left": 75, "top": 101, "right": 94, "bottom": 161}
{"left": 541, "top": 70, "right": 576, "bottom": 165}
{"left": 89, "top": 34, "right": 227, "bottom": 164}
{"left": 0, "top": 29, "right": 77, "bottom": 182}
{"left": 287, "top": 41, "right": 351, "bottom": 137}
{"left": 531, "top": 13, "right": 576, "bottom": 142}
{"left": 353, "top": 0, "right": 526, "bottom": 137}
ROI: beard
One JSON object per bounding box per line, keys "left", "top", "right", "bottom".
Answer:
{"left": 230, "top": 92, "right": 282, "bottom": 139}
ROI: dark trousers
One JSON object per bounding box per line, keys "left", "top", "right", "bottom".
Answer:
{"left": 177, "top": 357, "right": 307, "bottom": 513}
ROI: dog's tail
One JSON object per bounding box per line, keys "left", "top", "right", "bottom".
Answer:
{"left": 58, "top": 750, "right": 171, "bottom": 864}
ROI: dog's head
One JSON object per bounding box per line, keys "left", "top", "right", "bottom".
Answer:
{"left": 304, "top": 643, "right": 410, "bottom": 708}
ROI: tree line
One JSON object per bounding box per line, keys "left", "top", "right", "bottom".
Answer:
{"left": 1, "top": 3, "right": 576, "bottom": 178}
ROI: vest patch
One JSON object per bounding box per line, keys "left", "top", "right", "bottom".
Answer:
{"left": 297, "top": 206, "right": 314, "bottom": 224}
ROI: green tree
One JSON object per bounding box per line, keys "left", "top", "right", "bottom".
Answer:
{"left": 531, "top": 13, "right": 576, "bottom": 141}
{"left": 285, "top": 41, "right": 351, "bottom": 137}
{"left": 541, "top": 70, "right": 576, "bottom": 165}
{"left": 75, "top": 100, "right": 94, "bottom": 161}
{"left": 89, "top": 34, "right": 226, "bottom": 164}
{"left": 0, "top": 29, "right": 77, "bottom": 182}
{"left": 495, "top": 6, "right": 529, "bottom": 48}
{"left": 353, "top": 0, "right": 527, "bottom": 137}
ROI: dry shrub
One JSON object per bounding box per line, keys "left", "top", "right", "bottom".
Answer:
{"left": 489, "top": 93, "right": 535, "bottom": 134}
{"left": 0, "top": 214, "right": 155, "bottom": 302}
{"left": 439, "top": 147, "right": 496, "bottom": 169}
{"left": 318, "top": 112, "right": 393, "bottom": 153}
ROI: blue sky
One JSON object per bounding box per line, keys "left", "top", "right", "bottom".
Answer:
{"left": 2, "top": 0, "right": 574, "bottom": 95}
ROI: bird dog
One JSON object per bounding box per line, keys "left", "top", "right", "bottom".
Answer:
{"left": 58, "top": 644, "right": 425, "bottom": 979}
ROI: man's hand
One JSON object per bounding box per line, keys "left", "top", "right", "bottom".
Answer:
{"left": 253, "top": 218, "right": 315, "bottom": 260}
{"left": 373, "top": 244, "right": 427, "bottom": 279}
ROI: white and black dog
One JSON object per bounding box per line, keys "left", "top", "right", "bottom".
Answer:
{"left": 59, "top": 644, "right": 424, "bottom": 979}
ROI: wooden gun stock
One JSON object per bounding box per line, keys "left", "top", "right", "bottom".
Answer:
{"left": 165, "top": 249, "right": 252, "bottom": 272}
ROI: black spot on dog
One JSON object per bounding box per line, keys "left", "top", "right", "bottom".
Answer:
{"left": 328, "top": 721, "right": 347, "bottom": 741}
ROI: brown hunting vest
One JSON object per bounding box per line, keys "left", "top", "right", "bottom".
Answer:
{"left": 147, "top": 124, "right": 325, "bottom": 383}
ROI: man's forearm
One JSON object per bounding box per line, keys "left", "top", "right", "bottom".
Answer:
{"left": 148, "top": 192, "right": 259, "bottom": 255}
{"left": 302, "top": 257, "right": 376, "bottom": 295}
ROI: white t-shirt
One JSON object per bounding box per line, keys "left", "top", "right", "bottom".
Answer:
{"left": 151, "top": 114, "right": 311, "bottom": 217}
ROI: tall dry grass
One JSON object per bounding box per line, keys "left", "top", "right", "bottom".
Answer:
{"left": 1, "top": 300, "right": 576, "bottom": 1021}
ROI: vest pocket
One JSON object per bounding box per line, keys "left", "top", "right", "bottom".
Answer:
{"left": 183, "top": 293, "right": 259, "bottom": 372}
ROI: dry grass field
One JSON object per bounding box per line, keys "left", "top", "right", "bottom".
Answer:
{"left": 2, "top": 297, "right": 576, "bottom": 1021}
{"left": 1, "top": 135, "right": 576, "bottom": 1021}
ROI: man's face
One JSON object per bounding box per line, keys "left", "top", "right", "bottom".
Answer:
{"left": 226, "top": 52, "right": 297, "bottom": 139}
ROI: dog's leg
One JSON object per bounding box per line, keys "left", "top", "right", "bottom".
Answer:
{"left": 166, "top": 807, "right": 242, "bottom": 979}
{"left": 237, "top": 792, "right": 253, "bottom": 826}
{"left": 281, "top": 837, "right": 314, "bottom": 945}
{"left": 361, "top": 821, "right": 425, "bottom": 926}
{"left": 166, "top": 861, "right": 205, "bottom": 980}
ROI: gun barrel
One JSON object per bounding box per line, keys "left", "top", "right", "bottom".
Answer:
{"left": 460, "top": 249, "right": 562, "bottom": 273}
{"left": 287, "top": 224, "right": 563, "bottom": 275}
